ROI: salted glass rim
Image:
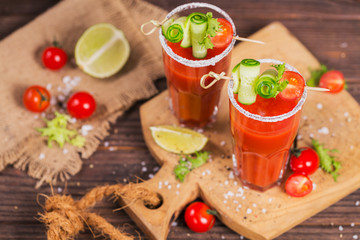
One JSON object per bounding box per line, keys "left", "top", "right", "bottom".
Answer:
{"left": 228, "top": 59, "right": 308, "bottom": 122}
{"left": 159, "top": 2, "right": 236, "bottom": 67}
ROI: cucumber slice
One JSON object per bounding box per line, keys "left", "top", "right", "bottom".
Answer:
{"left": 180, "top": 17, "right": 192, "bottom": 48}
{"left": 232, "top": 63, "right": 241, "bottom": 93}
{"left": 164, "top": 17, "right": 186, "bottom": 43}
{"left": 189, "top": 13, "right": 208, "bottom": 59}
{"left": 161, "top": 18, "right": 174, "bottom": 36}
{"left": 238, "top": 59, "right": 261, "bottom": 105}
{"left": 255, "top": 69, "right": 278, "bottom": 99}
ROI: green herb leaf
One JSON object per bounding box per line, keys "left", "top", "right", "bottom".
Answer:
{"left": 174, "top": 151, "right": 210, "bottom": 182}
{"left": 307, "top": 64, "right": 328, "bottom": 87}
{"left": 271, "top": 63, "right": 286, "bottom": 82}
{"left": 199, "top": 12, "right": 221, "bottom": 50}
{"left": 312, "top": 139, "right": 341, "bottom": 181}
{"left": 37, "top": 112, "right": 86, "bottom": 148}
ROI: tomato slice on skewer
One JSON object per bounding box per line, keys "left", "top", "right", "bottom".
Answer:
{"left": 210, "top": 18, "right": 233, "bottom": 49}
{"left": 278, "top": 71, "right": 305, "bottom": 100}
{"left": 319, "top": 70, "right": 345, "bottom": 93}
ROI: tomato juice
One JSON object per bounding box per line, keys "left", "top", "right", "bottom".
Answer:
{"left": 228, "top": 63, "right": 307, "bottom": 191}
{"left": 163, "top": 42, "right": 232, "bottom": 127}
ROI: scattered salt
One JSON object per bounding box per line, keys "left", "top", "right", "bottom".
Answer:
{"left": 153, "top": 166, "right": 160, "bottom": 172}
{"left": 164, "top": 181, "right": 169, "bottom": 186}
{"left": 351, "top": 223, "right": 355, "bottom": 227}
{"left": 63, "top": 148, "right": 68, "bottom": 155}
{"left": 268, "top": 198, "right": 273, "bottom": 203}
{"left": 297, "top": 134, "right": 302, "bottom": 140}
{"left": 109, "top": 147, "right": 115, "bottom": 151}
{"left": 355, "top": 200, "right": 360, "bottom": 206}
{"left": 104, "top": 141, "right": 109, "bottom": 147}
{"left": 167, "top": 185, "right": 172, "bottom": 190}
{"left": 224, "top": 180, "right": 229, "bottom": 185}
{"left": 344, "top": 112, "right": 349, "bottom": 117}
{"left": 220, "top": 140, "right": 226, "bottom": 146}
{"left": 141, "top": 167, "right": 147, "bottom": 172}
{"left": 317, "top": 103, "right": 323, "bottom": 110}
{"left": 246, "top": 208, "right": 252, "bottom": 214}
{"left": 353, "top": 235, "right": 358, "bottom": 240}
{"left": 81, "top": 124, "right": 94, "bottom": 136}
{"left": 69, "top": 117, "right": 77, "bottom": 124}
{"left": 252, "top": 203, "right": 257, "bottom": 207}
{"left": 303, "top": 115, "right": 308, "bottom": 120}
{"left": 171, "top": 221, "right": 178, "bottom": 227}
{"left": 309, "top": 133, "right": 314, "bottom": 138}
{"left": 233, "top": 200, "right": 239, "bottom": 204}
{"left": 318, "top": 127, "right": 329, "bottom": 135}
{"left": 148, "top": 174, "right": 154, "bottom": 179}
{"left": 229, "top": 171, "right": 234, "bottom": 179}
{"left": 262, "top": 208, "right": 267, "bottom": 214}
{"left": 223, "top": 200, "right": 227, "bottom": 204}
{"left": 46, "top": 83, "right": 52, "bottom": 90}
{"left": 34, "top": 115, "right": 39, "bottom": 119}
{"left": 221, "top": 235, "right": 225, "bottom": 239}
{"left": 340, "top": 42, "right": 348, "bottom": 48}
{"left": 39, "top": 153, "right": 45, "bottom": 159}
{"left": 57, "top": 187, "right": 63, "bottom": 193}
{"left": 141, "top": 161, "right": 146, "bottom": 166}
{"left": 176, "top": 183, "right": 180, "bottom": 188}
{"left": 313, "top": 183, "right": 317, "bottom": 190}
{"left": 339, "top": 225, "right": 343, "bottom": 231}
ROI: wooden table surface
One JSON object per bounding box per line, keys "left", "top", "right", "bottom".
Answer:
{"left": 1, "top": 0, "right": 359, "bottom": 239}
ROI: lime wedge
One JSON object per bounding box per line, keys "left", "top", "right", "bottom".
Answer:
{"left": 75, "top": 23, "right": 130, "bottom": 78}
{"left": 150, "top": 125, "right": 208, "bottom": 154}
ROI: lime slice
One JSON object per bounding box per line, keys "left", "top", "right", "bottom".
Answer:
{"left": 150, "top": 125, "right": 208, "bottom": 154}
{"left": 75, "top": 23, "right": 130, "bottom": 78}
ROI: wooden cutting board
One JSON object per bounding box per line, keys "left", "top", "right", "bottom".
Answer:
{"left": 120, "top": 22, "right": 360, "bottom": 240}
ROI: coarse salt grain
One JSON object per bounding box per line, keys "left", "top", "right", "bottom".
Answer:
{"left": 141, "top": 167, "right": 147, "bottom": 172}
{"left": 69, "top": 117, "right": 77, "bottom": 124}
{"left": 46, "top": 83, "right": 52, "bottom": 90}
{"left": 224, "top": 180, "right": 229, "bottom": 185}
{"left": 221, "top": 235, "right": 225, "bottom": 239}
{"left": 104, "top": 141, "right": 109, "bottom": 147}
{"left": 164, "top": 181, "right": 169, "bottom": 186}
{"left": 318, "top": 127, "right": 329, "bottom": 134}
{"left": 297, "top": 134, "right": 302, "bottom": 140}
{"left": 220, "top": 140, "right": 226, "bottom": 146}
{"left": 246, "top": 208, "right": 252, "bottom": 214}
{"left": 317, "top": 103, "right": 323, "bottom": 110}
{"left": 353, "top": 235, "right": 359, "bottom": 240}
{"left": 176, "top": 183, "right": 180, "bottom": 188}
{"left": 309, "top": 133, "right": 314, "bottom": 138}
{"left": 339, "top": 225, "right": 343, "bottom": 231}
{"left": 148, "top": 174, "right": 154, "bottom": 179}
{"left": 262, "top": 208, "right": 267, "bottom": 214}
{"left": 303, "top": 115, "right": 308, "bottom": 120}
{"left": 58, "top": 187, "right": 63, "bottom": 193}
{"left": 109, "top": 147, "right": 115, "bottom": 151}
{"left": 268, "top": 198, "right": 273, "bottom": 203}
{"left": 34, "top": 115, "right": 39, "bottom": 119}
{"left": 141, "top": 161, "right": 146, "bottom": 166}
{"left": 344, "top": 112, "right": 349, "bottom": 117}
{"left": 63, "top": 148, "right": 69, "bottom": 154}
{"left": 168, "top": 185, "right": 172, "bottom": 189}
{"left": 171, "top": 221, "right": 178, "bottom": 227}
{"left": 81, "top": 124, "right": 94, "bottom": 136}
{"left": 351, "top": 223, "right": 355, "bottom": 227}
{"left": 229, "top": 171, "right": 234, "bottom": 179}
{"left": 252, "top": 203, "right": 257, "bottom": 207}
{"left": 153, "top": 166, "right": 160, "bottom": 172}
{"left": 223, "top": 200, "right": 227, "bottom": 204}
{"left": 39, "top": 153, "right": 45, "bottom": 159}
{"left": 355, "top": 201, "right": 360, "bottom": 206}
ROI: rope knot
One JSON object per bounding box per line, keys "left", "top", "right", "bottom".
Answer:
{"left": 140, "top": 18, "right": 168, "bottom": 35}
{"left": 200, "top": 71, "right": 232, "bottom": 89}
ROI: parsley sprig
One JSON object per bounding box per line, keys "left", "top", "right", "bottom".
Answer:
{"left": 174, "top": 151, "right": 210, "bottom": 182}
{"left": 37, "top": 112, "right": 85, "bottom": 148}
{"left": 312, "top": 139, "right": 341, "bottom": 181}
{"left": 200, "top": 12, "right": 221, "bottom": 50}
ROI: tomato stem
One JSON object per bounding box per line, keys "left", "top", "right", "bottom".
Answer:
{"left": 206, "top": 209, "right": 219, "bottom": 218}
{"left": 35, "top": 88, "right": 48, "bottom": 108}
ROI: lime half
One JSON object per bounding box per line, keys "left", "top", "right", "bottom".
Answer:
{"left": 75, "top": 23, "right": 130, "bottom": 78}
{"left": 150, "top": 125, "right": 208, "bottom": 154}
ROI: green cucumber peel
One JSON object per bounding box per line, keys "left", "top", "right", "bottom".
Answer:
{"left": 255, "top": 69, "right": 278, "bottom": 99}
{"left": 164, "top": 17, "right": 186, "bottom": 43}
{"left": 189, "top": 13, "right": 208, "bottom": 59}
{"left": 161, "top": 18, "right": 174, "bottom": 36}
{"left": 238, "top": 59, "right": 261, "bottom": 105}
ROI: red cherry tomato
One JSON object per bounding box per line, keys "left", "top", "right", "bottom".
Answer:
{"left": 67, "top": 92, "right": 96, "bottom": 119}
{"left": 319, "top": 70, "right": 345, "bottom": 93}
{"left": 210, "top": 18, "right": 233, "bottom": 49}
{"left": 42, "top": 46, "right": 67, "bottom": 70}
{"left": 278, "top": 71, "right": 305, "bottom": 100}
{"left": 23, "top": 85, "right": 51, "bottom": 113}
{"left": 285, "top": 173, "right": 313, "bottom": 197}
{"left": 184, "top": 201, "right": 216, "bottom": 233}
{"left": 290, "top": 147, "right": 320, "bottom": 175}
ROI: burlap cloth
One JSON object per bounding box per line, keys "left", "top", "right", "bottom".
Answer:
{"left": 0, "top": 0, "right": 167, "bottom": 188}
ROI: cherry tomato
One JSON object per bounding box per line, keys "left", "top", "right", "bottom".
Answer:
{"left": 319, "top": 70, "right": 345, "bottom": 93}
{"left": 285, "top": 173, "right": 313, "bottom": 197}
{"left": 184, "top": 201, "right": 216, "bottom": 233}
{"left": 210, "top": 18, "right": 234, "bottom": 49}
{"left": 23, "top": 85, "right": 51, "bottom": 113}
{"left": 67, "top": 92, "right": 96, "bottom": 119}
{"left": 42, "top": 46, "right": 67, "bottom": 70}
{"left": 278, "top": 71, "right": 305, "bottom": 100}
{"left": 290, "top": 147, "right": 320, "bottom": 175}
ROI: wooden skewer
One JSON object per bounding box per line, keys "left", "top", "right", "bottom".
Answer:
{"left": 233, "top": 36, "right": 265, "bottom": 45}
{"left": 305, "top": 86, "right": 330, "bottom": 92}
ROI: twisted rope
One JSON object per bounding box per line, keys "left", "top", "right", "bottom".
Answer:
{"left": 200, "top": 71, "right": 232, "bottom": 89}
{"left": 140, "top": 18, "right": 168, "bottom": 35}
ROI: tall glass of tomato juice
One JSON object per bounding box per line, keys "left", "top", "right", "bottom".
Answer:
{"left": 159, "top": 3, "right": 236, "bottom": 128}
{"left": 228, "top": 59, "right": 307, "bottom": 191}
